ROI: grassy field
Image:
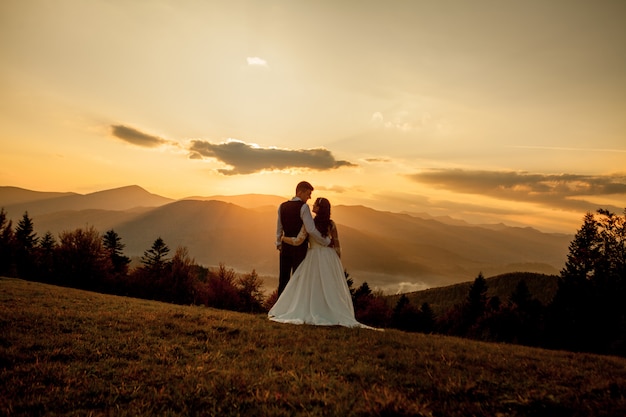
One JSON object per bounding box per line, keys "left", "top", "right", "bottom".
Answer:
{"left": 1, "top": 277, "right": 626, "bottom": 417}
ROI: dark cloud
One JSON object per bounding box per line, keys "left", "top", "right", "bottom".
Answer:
{"left": 188, "top": 140, "right": 357, "bottom": 175}
{"left": 408, "top": 169, "right": 626, "bottom": 212}
{"left": 111, "top": 125, "right": 170, "bottom": 148}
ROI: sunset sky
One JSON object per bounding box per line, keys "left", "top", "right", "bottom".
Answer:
{"left": 1, "top": 0, "right": 625, "bottom": 233}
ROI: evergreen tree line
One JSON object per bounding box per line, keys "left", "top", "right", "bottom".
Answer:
{"left": 1, "top": 207, "right": 625, "bottom": 356}
{"left": 0, "top": 209, "right": 266, "bottom": 313}
{"left": 353, "top": 208, "right": 626, "bottom": 357}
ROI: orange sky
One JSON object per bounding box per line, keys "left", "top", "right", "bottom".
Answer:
{"left": 1, "top": 0, "right": 625, "bottom": 233}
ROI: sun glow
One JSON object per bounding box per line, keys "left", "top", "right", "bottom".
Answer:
{"left": 0, "top": 1, "right": 624, "bottom": 234}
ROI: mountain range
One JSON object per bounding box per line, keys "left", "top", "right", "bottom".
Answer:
{"left": 0, "top": 185, "right": 573, "bottom": 293}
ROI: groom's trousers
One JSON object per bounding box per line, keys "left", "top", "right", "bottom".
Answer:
{"left": 278, "top": 242, "right": 308, "bottom": 296}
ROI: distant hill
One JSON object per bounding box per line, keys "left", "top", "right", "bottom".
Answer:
{"left": 0, "top": 185, "right": 573, "bottom": 293}
{"left": 386, "top": 272, "right": 560, "bottom": 314}
{"left": 0, "top": 186, "right": 77, "bottom": 205}
{"left": 114, "top": 199, "right": 279, "bottom": 276}
{"left": 183, "top": 194, "right": 286, "bottom": 210}
{"left": 1, "top": 185, "right": 174, "bottom": 217}
{"left": 331, "top": 205, "right": 569, "bottom": 288}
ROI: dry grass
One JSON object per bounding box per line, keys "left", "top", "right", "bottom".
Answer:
{"left": 1, "top": 277, "right": 626, "bottom": 416}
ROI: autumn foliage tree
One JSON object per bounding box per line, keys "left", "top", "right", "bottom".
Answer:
{"left": 237, "top": 269, "right": 265, "bottom": 313}
{"left": 204, "top": 263, "right": 241, "bottom": 310}
{"left": 56, "top": 226, "right": 109, "bottom": 290}
{"left": 352, "top": 282, "right": 391, "bottom": 328}
{"left": 164, "top": 246, "right": 197, "bottom": 305}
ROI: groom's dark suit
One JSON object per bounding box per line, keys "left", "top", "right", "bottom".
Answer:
{"left": 277, "top": 199, "right": 307, "bottom": 296}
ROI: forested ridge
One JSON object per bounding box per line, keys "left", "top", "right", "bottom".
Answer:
{"left": 1, "top": 206, "right": 625, "bottom": 356}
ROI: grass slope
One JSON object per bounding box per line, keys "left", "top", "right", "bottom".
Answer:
{"left": 1, "top": 277, "right": 625, "bottom": 417}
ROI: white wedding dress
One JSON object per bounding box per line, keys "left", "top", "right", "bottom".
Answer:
{"left": 269, "top": 232, "right": 371, "bottom": 329}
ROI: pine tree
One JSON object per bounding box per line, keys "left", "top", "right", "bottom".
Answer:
{"left": 353, "top": 281, "right": 372, "bottom": 300}
{"left": 352, "top": 281, "right": 374, "bottom": 319}
{"left": 393, "top": 294, "right": 410, "bottom": 315}
{"left": 37, "top": 231, "right": 57, "bottom": 282}
{"left": 0, "top": 208, "right": 14, "bottom": 276}
{"left": 509, "top": 279, "right": 532, "bottom": 309}
{"left": 345, "top": 270, "right": 355, "bottom": 297}
{"left": 549, "top": 209, "right": 626, "bottom": 354}
{"left": 466, "top": 272, "right": 488, "bottom": 318}
{"left": 141, "top": 237, "right": 170, "bottom": 273}
{"left": 419, "top": 302, "right": 435, "bottom": 333}
{"left": 560, "top": 212, "right": 601, "bottom": 282}
{"left": 595, "top": 209, "right": 626, "bottom": 285}
{"left": 508, "top": 279, "right": 543, "bottom": 346}
{"left": 14, "top": 211, "right": 38, "bottom": 249}
{"left": 14, "top": 212, "right": 38, "bottom": 278}
{"left": 593, "top": 209, "right": 626, "bottom": 354}
{"left": 39, "top": 231, "right": 56, "bottom": 251}
{"left": 391, "top": 294, "right": 413, "bottom": 331}
{"left": 454, "top": 272, "right": 490, "bottom": 338}
{"left": 102, "top": 229, "right": 130, "bottom": 275}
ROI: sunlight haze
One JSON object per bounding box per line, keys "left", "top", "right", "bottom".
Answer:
{"left": 1, "top": 0, "right": 625, "bottom": 233}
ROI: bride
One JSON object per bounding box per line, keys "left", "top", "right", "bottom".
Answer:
{"left": 268, "top": 197, "right": 373, "bottom": 329}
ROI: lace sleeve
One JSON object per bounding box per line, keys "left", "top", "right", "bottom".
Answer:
{"left": 282, "top": 225, "right": 307, "bottom": 246}
{"left": 330, "top": 221, "right": 341, "bottom": 258}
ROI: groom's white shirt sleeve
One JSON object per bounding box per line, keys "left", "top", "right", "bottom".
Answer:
{"left": 276, "top": 205, "right": 284, "bottom": 248}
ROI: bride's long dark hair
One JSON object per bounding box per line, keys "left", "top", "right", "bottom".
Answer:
{"left": 314, "top": 197, "right": 331, "bottom": 237}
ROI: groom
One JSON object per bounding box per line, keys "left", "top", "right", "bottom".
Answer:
{"left": 275, "top": 181, "right": 331, "bottom": 296}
